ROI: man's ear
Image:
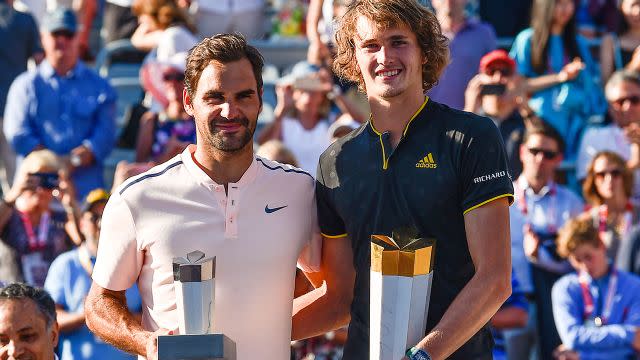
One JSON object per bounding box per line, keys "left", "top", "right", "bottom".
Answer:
{"left": 183, "top": 88, "right": 194, "bottom": 116}
{"left": 50, "top": 321, "right": 59, "bottom": 347}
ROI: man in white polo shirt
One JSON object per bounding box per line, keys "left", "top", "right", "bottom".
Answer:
{"left": 84, "top": 34, "right": 319, "bottom": 360}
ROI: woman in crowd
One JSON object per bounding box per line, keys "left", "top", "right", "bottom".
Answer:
{"left": 112, "top": 55, "right": 195, "bottom": 189}
{"left": 510, "top": 0, "right": 606, "bottom": 162}
{"left": 600, "top": 0, "right": 640, "bottom": 82}
{"left": 581, "top": 151, "right": 639, "bottom": 261}
{"left": 0, "top": 150, "right": 77, "bottom": 286}
{"left": 130, "top": 0, "right": 197, "bottom": 62}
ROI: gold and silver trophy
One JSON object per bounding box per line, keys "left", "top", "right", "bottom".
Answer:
{"left": 157, "top": 250, "right": 236, "bottom": 360}
{"left": 370, "top": 229, "right": 436, "bottom": 359}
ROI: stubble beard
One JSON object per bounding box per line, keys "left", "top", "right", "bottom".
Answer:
{"left": 206, "top": 118, "right": 255, "bottom": 153}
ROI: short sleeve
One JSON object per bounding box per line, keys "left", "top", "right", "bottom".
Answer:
{"left": 460, "top": 116, "right": 515, "bottom": 214}
{"left": 297, "top": 193, "right": 322, "bottom": 273}
{"left": 315, "top": 161, "right": 347, "bottom": 238}
{"left": 509, "top": 28, "right": 534, "bottom": 77}
{"left": 92, "top": 192, "right": 143, "bottom": 291}
{"left": 43, "top": 256, "right": 66, "bottom": 307}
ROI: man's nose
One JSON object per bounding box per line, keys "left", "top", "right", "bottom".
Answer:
{"left": 376, "top": 46, "right": 393, "bottom": 65}
{"left": 219, "top": 102, "right": 240, "bottom": 119}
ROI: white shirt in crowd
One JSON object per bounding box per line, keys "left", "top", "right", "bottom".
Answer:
{"left": 281, "top": 116, "right": 331, "bottom": 175}
{"left": 93, "top": 145, "right": 320, "bottom": 360}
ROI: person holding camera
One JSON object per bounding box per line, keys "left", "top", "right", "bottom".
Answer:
{"left": 0, "top": 149, "right": 78, "bottom": 287}
{"left": 509, "top": 123, "right": 584, "bottom": 359}
{"left": 465, "top": 50, "right": 528, "bottom": 179}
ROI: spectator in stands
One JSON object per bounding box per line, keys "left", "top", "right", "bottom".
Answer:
{"left": 0, "top": 283, "right": 59, "bottom": 360}
{"left": 510, "top": 0, "right": 607, "bottom": 162}
{"left": 427, "top": 0, "right": 497, "bottom": 110}
{"left": 0, "top": 0, "right": 44, "bottom": 197}
{"left": 112, "top": 53, "right": 194, "bottom": 190}
{"left": 478, "top": 0, "right": 533, "bottom": 38}
{"left": 577, "top": 70, "right": 640, "bottom": 199}
{"left": 179, "top": 0, "right": 265, "bottom": 40}
{"left": 552, "top": 217, "right": 640, "bottom": 359}
{"left": 599, "top": 0, "right": 640, "bottom": 82}
{"left": 464, "top": 49, "right": 528, "bottom": 179}
{"left": 130, "top": 0, "right": 197, "bottom": 63}
{"left": 581, "top": 151, "right": 639, "bottom": 261}
{"left": 258, "top": 61, "right": 363, "bottom": 173}
{"left": 509, "top": 123, "right": 584, "bottom": 360}
{"left": 574, "top": 0, "right": 620, "bottom": 38}
{"left": 306, "top": 0, "right": 350, "bottom": 68}
{"left": 102, "top": 0, "right": 137, "bottom": 44}
{"left": 256, "top": 140, "right": 299, "bottom": 167}
{"left": 44, "top": 188, "right": 141, "bottom": 360}
{"left": 490, "top": 270, "right": 529, "bottom": 360}
{"left": 0, "top": 150, "right": 77, "bottom": 287}
{"left": 3, "top": 8, "right": 117, "bottom": 201}
{"left": 46, "top": 0, "right": 97, "bottom": 61}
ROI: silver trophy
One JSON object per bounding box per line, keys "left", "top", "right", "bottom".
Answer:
{"left": 157, "top": 251, "right": 236, "bottom": 360}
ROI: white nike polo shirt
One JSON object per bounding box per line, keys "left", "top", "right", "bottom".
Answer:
{"left": 93, "top": 146, "right": 318, "bottom": 360}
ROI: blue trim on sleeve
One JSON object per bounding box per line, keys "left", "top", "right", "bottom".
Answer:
{"left": 119, "top": 161, "right": 183, "bottom": 195}
{"left": 256, "top": 158, "right": 313, "bottom": 179}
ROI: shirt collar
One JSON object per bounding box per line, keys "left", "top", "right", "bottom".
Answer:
{"left": 517, "top": 175, "right": 556, "bottom": 198}
{"left": 39, "top": 60, "right": 85, "bottom": 79}
{"left": 181, "top": 145, "right": 259, "bottom": 188}
{"left": 368, "top": 96, "right": 429, "bottom": 138}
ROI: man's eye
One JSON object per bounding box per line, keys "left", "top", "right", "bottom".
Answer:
{"left": 392, "top": 40, "right": 407, "bottom": 46}
{"left": 0, "top": 337, "right": 8, "bottom": 346}
{"left": 20, "top": 333, "right": 36, "bottom": 342}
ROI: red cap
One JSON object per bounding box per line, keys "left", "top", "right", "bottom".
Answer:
{"left": 479, "top": 50, "right": 516, "bottom": 74}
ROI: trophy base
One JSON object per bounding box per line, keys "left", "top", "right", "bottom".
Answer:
{"left": 157, "top": 334, "right": 236, "bottom": 360}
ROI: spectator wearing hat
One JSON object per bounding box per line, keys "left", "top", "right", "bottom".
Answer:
{"left": 3, "top": 7, "right": 117, "bottom": 202}
{"left": 0, "top": 0, "right": 44, "bottom": 196}
{"left": 427, "top": 0, "right": 497, "bottom": 110}
{"left": 44, "top": 188, "right": 141, "bottom": 360}
{"left": 465, "top": 49, "right": 529, "bottom": 179}
{"left": 111, "top": 52, "right": 195, "bottom": 190}
{"left": 258, "top": 61, "right": 363, "bottom": 174}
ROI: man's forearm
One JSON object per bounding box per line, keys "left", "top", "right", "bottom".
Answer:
{"left": 85, "top": 288, "right": 150, "bottom": 356}
{"left": 418, "top": 271, "right": 511, "bottom": 359}
{"left": 57, "top": 309, "right": 86, "bottom": 332}
{"left": 292, "top": 285, "right": 351, "bottom": 341}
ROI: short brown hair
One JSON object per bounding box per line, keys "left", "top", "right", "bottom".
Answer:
{"left": 557, "top": 217, "right": 602, "bottom": 258}
{"left": 132, "top": 0, "right": 196, "bottom": 33}
{"left": 522, "top": 121, "right": 566, "bottom": 155}
{"left": 184, "top": 34, "right": 264, "bottom": 99}
{"left": 582, "top": 151, "right": 633, "bottom": 206}
{"left": 332, "top": 0, "right": 449, "bottom": 92}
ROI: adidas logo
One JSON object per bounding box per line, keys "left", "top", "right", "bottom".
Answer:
{"left": 416, "top": 153, "right": 437, "bottom": 169}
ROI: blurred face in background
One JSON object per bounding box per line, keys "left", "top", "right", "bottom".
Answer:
{"left": 621, "top": 0, "right": 640, "bottom": 30}
{"left": 431, "top": 0, "right": 467, "bottom": 20}
{"left": 0, "top": 299, "right": 58, "bottom": 360}
{"left": 480, "top": 61, "right": 518, "bottom": 117}
{"left": 80, "top": 202, "right": 106, "bottom": 253}
{"left": 552, "top": 0, "right": 575, "bottom": 29}
{"left": 520, "top": 134, "right": 563, "bottom": 185}
{"left": 162, "top": 67, "right": 186, "bottom": 104}
{"left": 592, "top": 155, "right": 625, "bottom": 201}
{"left": 41, "top": 29, "right": 78, "bottom": 72}
{"left": 607, "top": 80, "right": 640, "bottom": 128}
{"left": 568, "top": 243, "right": 609, "bottom": 278}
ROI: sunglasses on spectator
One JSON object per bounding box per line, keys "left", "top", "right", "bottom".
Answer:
{"left": 163, "top": 72, "right": 185, "bottom": 82}
{"left": 594, "top": 169, "right": 623, "bottom": 180}
{"left": 527, "top": 147, "right": 558, "bottom": 160}
{"left": 611, "top": 95, "right": 640, "bottom": 109}
{"left": 485, "top": 67, "right": 513, "bottom": 77}
{"left": 51, "top": 30, "right": 75, "bottom": 39}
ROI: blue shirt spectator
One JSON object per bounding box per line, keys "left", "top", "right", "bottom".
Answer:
{"left": 552, "top": 268, "right": 640, "bottom": 359}
{"left": 510, "top": 27, "right": 606, "bottom": 161}
{"left": 3, "top": 8, "right": 117, "bottom": 201}
{"left": 45, "top": 247, "right": 141, "bottom": 360}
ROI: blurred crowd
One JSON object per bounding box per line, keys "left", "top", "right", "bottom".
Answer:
{"left": 2, "top": 0, "right": 640, "bottom": 359}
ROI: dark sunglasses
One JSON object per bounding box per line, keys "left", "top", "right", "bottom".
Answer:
{"left": 594, "top": 169, "right": 623, "bottom": 180}
{"left": 485, "top": 67, "right": 513, "bottom": 77}
{"left": 528, "top": 147, "right": 558, "bottom": 160}
{"left": 163, "top": 72, "right": 185, "bottom": 82}
{"left": 51, "top": 30, "right": 75, "bottom": 39}
{"left": 611, "top": 95, "right": 640, "bottom": 109}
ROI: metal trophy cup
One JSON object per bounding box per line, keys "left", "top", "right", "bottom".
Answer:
{"left": 370, "top": 228, "right": 436, "bottom": 360}
{"left": 157, "top": 251, "right": 236, "bottom": 360}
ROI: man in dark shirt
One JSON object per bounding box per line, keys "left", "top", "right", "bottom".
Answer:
{"left": 465, "top": 49, "right": 528, "bottom": 179}
{"left": 292, "top": 1, "right": 514, "bottom": 359}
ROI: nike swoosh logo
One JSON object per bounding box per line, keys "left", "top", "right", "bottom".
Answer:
{"left": 265, "top": 205, "right": 288, "bottom": 213}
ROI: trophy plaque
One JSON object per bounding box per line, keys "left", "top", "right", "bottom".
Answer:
{"left": 370, "top": 229, "right": 436, "bottom": 360}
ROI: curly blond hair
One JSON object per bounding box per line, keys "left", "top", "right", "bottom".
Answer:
{"left": 332, "top": 0, "right": 449, "bottom": 92}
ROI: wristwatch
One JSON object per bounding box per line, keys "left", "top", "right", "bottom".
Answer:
{"left": 406, "top": 346, "right": 432, "bottom": 360}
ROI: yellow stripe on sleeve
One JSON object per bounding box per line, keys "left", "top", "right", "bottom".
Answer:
{"left": 463, "top": 193, "right": 514, "bottom": 215}
{"left": 321, "top": 232, "right": 348, "bottom": 239}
